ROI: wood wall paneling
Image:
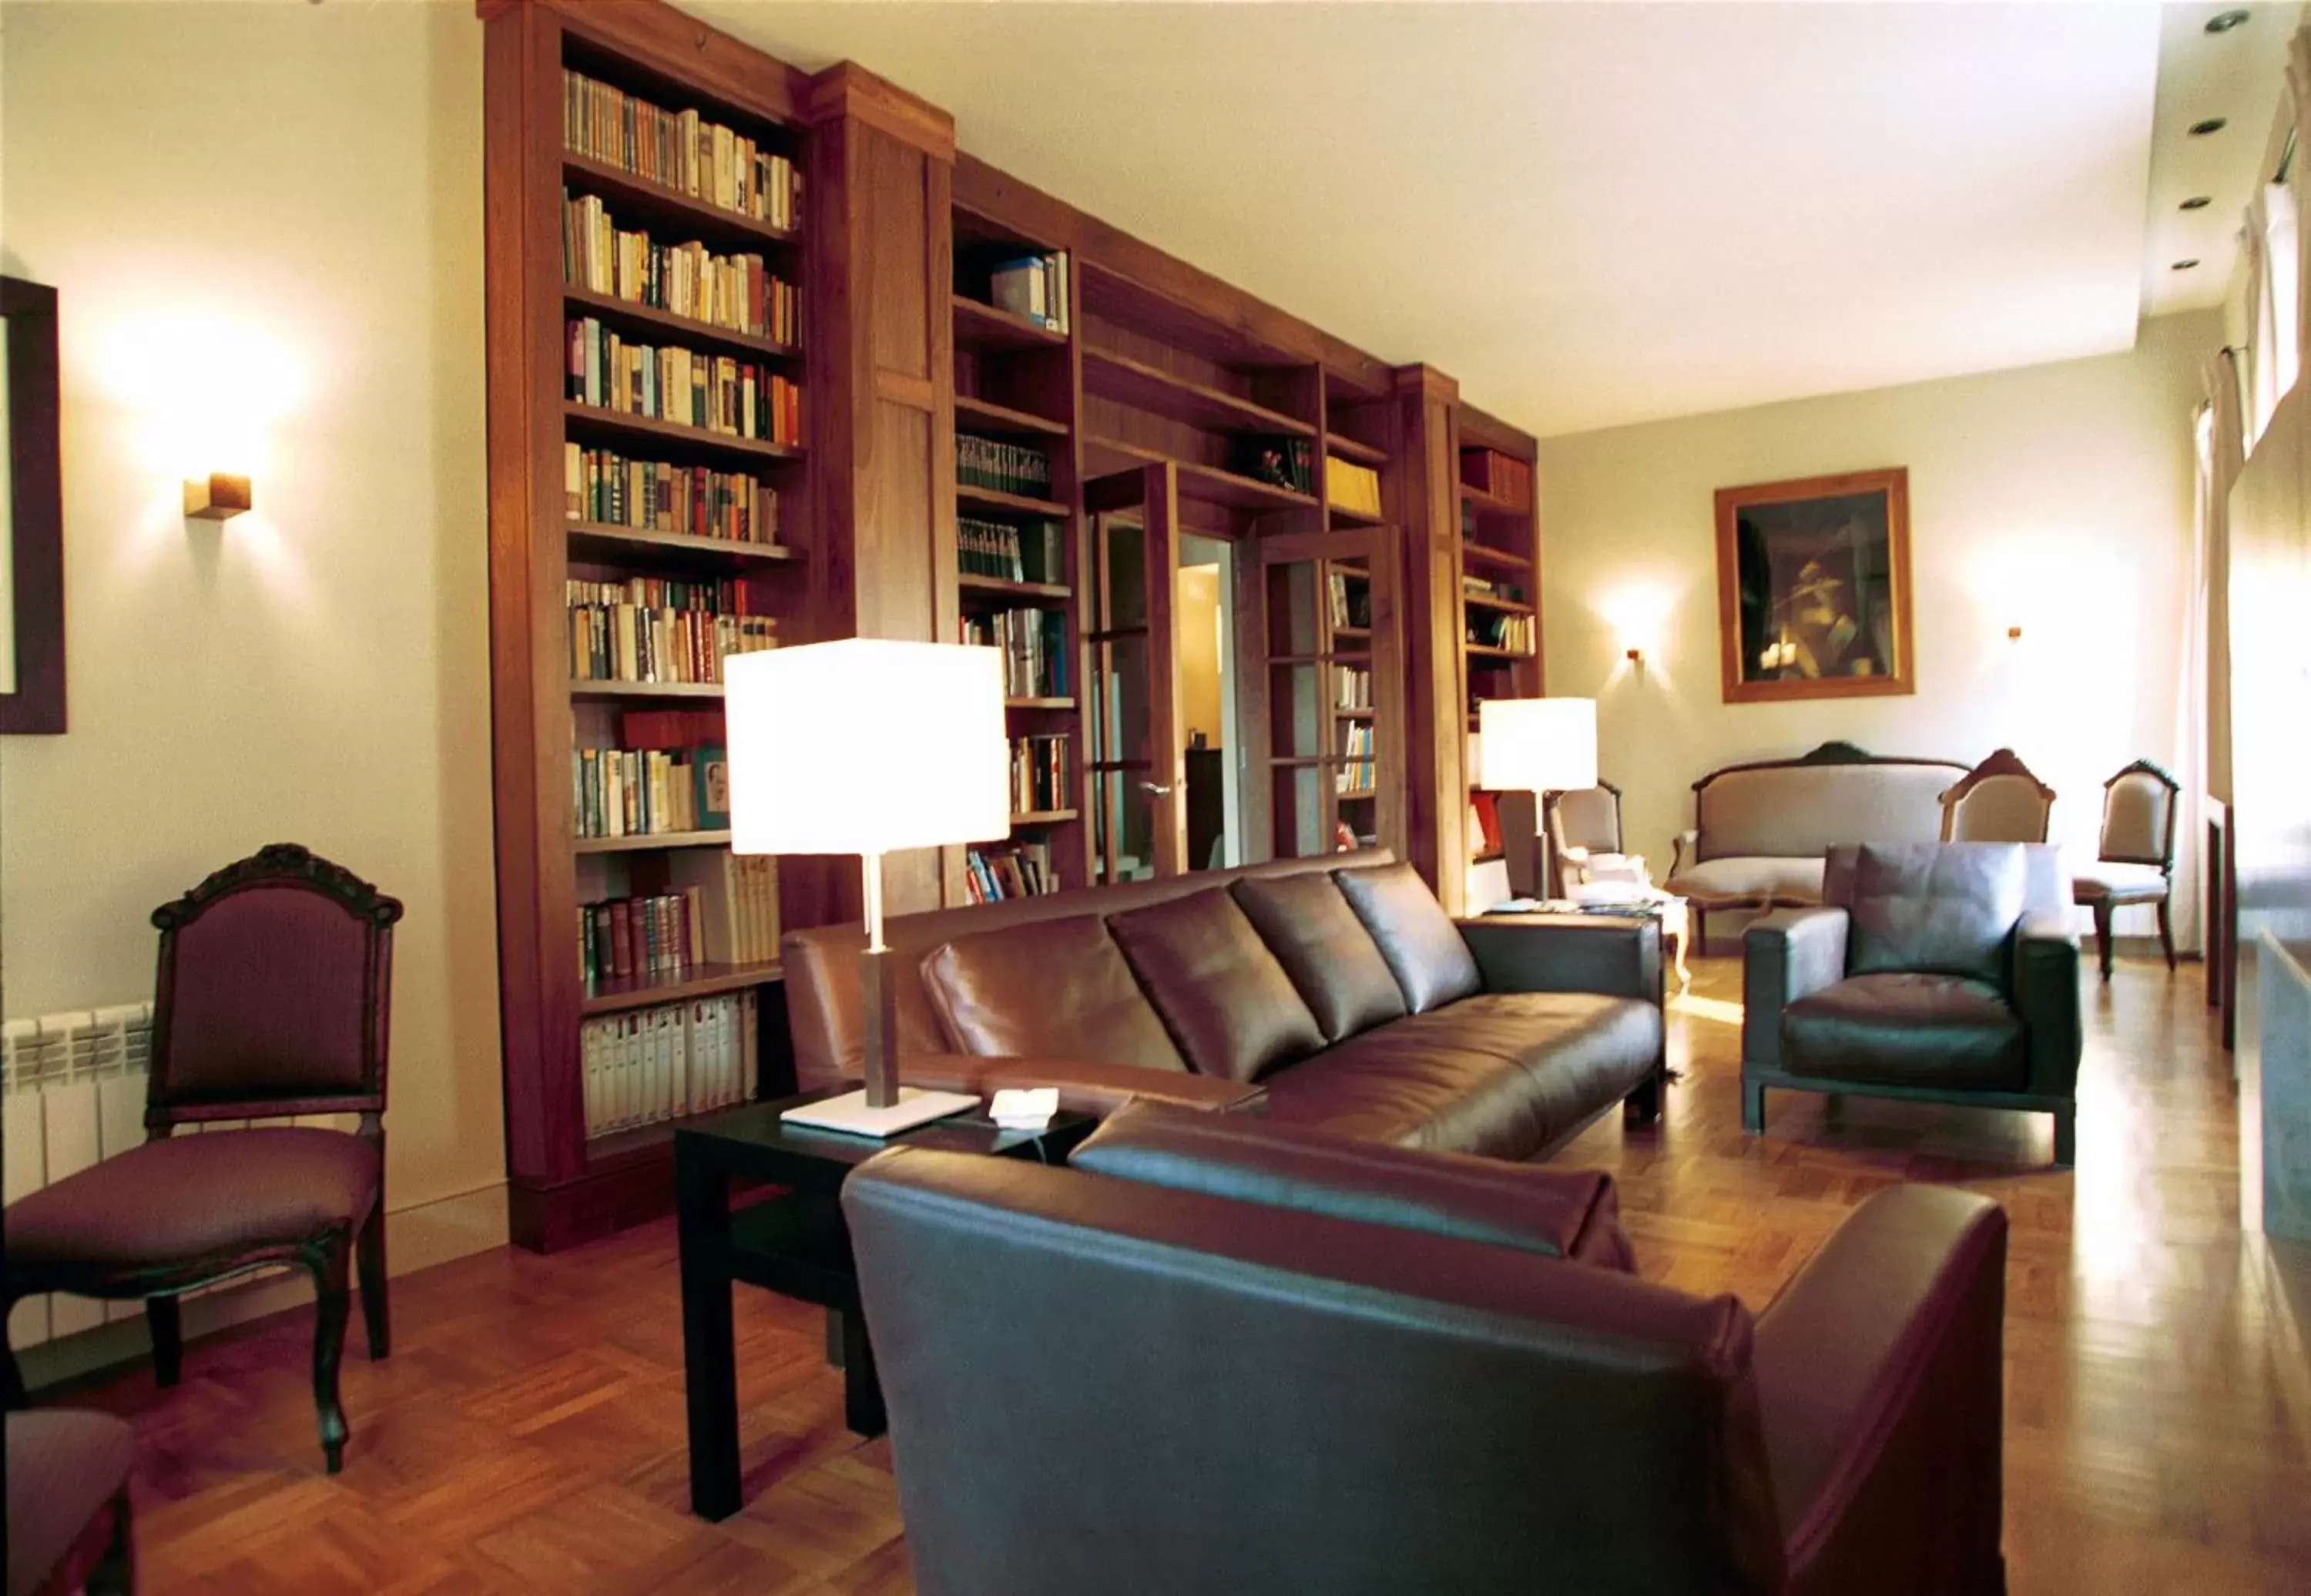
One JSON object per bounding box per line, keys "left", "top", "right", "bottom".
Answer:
{"left": 1390, "top": 364, "right": 1469, "bottom": 909}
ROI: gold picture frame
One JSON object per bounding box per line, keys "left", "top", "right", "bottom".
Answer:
{"left": 1714, "top": 467, "right": 1914, "bottom": 705}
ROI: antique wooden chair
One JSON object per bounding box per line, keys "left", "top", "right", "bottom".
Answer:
{"left": 2, "top": 845, "right": 401, "bottom": 1473}
{"left": 2071, "top": 760, "right": 2182, "bottom": 981}
{"left": 1938, "top": 748, "right": 2055, "bottom": 843}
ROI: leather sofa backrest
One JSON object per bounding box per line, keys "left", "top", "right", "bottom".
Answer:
{"left": 783, "top": 849, "right": 1393, "bottom": 1086}
{"left": 845, "top": 1147, "right": 1787, "bottom": 1595}
{"left": 1106, "top": 889, "right": 1324, "bottom": 1081}
{"left": 1823, "top": 840, "right": 2067, "bottom": 925}
{"left": 920, "top": 914, "right": 1190, "bottom": 1073}
{"left": 1335, "top": 860, "right": 1483, "bottom": 1012}
{"left": 1696, "top": 750, "right": 1967, "bottom": 863}
{"left": 1229, "top": 870, "right": 1408, "bottom": 1042}
{"left": 1839, "top": 843, "right": 2030, "bottom": 984}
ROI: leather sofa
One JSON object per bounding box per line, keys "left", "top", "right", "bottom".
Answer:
{"left": 1743, "top": 842, "right": 2083, "bottom": 1163}
{"left": 844, "top": 1101, "right": 2011, "bottom": 1596}
{"left": 784, "top": 851, "right": 1667, "bottom": 1162}
{"left": 1668, "top": 741, "right": 1967, "bottom": 949}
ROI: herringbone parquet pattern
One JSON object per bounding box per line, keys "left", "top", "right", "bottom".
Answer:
{"left": 36, "top": 954, "right": 2311, "bottom": 1593}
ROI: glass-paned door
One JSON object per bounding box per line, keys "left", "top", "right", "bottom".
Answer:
{"left": 1084, "top": 463, "right": 1186, "bottom": 884}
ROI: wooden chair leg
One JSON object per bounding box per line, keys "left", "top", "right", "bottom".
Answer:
{"left": 2091, "top": 900, "right": 2115, "bottom": 981}
{"left": 2156, "top": 897, "right": 2176, "bottom": 972}
{"left": 356, "top": 1200, "right": 390, "bottom": 1361}
{"left": 306, "top": 1236, "right": 353, "bottom": 1474}
{"left": 1692, "top": 905, "right": 1707, "bottom": 958}
{"left": 146, "top": 1296, "right": 183, "bottom": 1388}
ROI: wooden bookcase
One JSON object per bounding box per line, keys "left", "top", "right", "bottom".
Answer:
{"left": 1456, "top": 404, "right": 1545, "bottom": 880}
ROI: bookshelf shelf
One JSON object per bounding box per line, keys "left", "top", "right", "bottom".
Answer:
{"left": 958, "top": 572, "right": 1071, "bottom": 601}
{"left": 1010, "top": 809, "right": 1079, "bottom": 825}
{"left": 562, "top": 285, "right": 803, "bottom": 364}
{"left": 952, "top": 293, "right": 1067, "bottom": 352}
{"left": 570, "top": 679, "right": 728, "bottom": 700}
{"left": 1461, "top": 591, "right": 1535, "bottom": 616}
{"left": 562, "top": 152, "right": 802, "bottom": 252}
{"left": 1336, "top": 707, "right": 1377, "bottom": 718}
{"left": 1464, "top": 643, "right": 1534, "bottom": 662}
{"left": 1080, "top": 346, "right": 1313, "bottom": 439}
{"left": 954, "top": 393, "right": 1068, "bottom": 437}
{"left": 562, "top": 403, "right": 807, "bottom": 464}
{"left": 574, "top": 829, "right": 734, "bottom": 855}
{"left": 958, "top": 482, "right": 1070, "bottom": 518}
{"left": 1326, "top": 432, "right": 1388, "bottom": 466}
{"left": 1459, "top": 480, "right": 1528, "bottom": 515}
{"left": 565, "top": 521, "right": 797, "bottom": 570}
{"left": 1005, "top": 696, "right": 1077, "bottom": 711}
{"left": 1333, "top": 624, "right": 1374, "bottom": 641}
{"left": 1082, "top": 436, "right": 1317, "bottom": 513}
{"left": 1076, "top": 256, "right": 1300, "bottom": 371}
{"left": 1327, "top": 502, "right": 1384, "bottom": 528}
{"left": 579, "top": 958, "right": 786, "bottom": 1018}
{"left": 1461, "top": 542, "right": 1533, "bottom": 574}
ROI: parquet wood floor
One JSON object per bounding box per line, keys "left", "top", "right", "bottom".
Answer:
{"left": 36, "top": 955, "right": 2311, "bottom": 1593}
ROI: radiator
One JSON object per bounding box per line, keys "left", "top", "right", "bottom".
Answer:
{"left": 2, "top": 1005, "right": 153, "bottom": 1347}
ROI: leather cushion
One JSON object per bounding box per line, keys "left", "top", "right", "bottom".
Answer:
{"left": 921, "top": 915, "right": 1187, "bottom": 1072}
{"left": 1075, "top": 1102, "right": 1637, "bottom": 1269}
{"left": 1230, "top": 872, "right": 1407, "bottom": 1042}
{"left": 1333, "top": 861, "right": 1481, "bottom": 1014}
{"left": 1666, "top": 855, "right": 1827, "bottom": 905}
{"left": 1780, "top": 974, "right": 2026, "bottom": 1090}
{"left": 1107, "top": 890, "right": 1323, "bottom": 1082}
{"left": 5, "top": 1410, "right": 135, "bottom": 1596}
{"left": 1257, "top": 992, "right": 1661, "bottom": 1159}
{"left": 1846, "top": 843, "right": 2024, "bottom": 984}
{"left": 2, "top": 1126, "right": 380, "bottom": 1269}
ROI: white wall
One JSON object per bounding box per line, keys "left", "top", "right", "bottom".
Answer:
{"left": 1536, "top": 310, "right": 2219, "bottom": 944}
{"left": 0, "top": 5, "right": 504, "bottom": 1262}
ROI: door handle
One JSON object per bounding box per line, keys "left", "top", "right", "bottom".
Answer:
{"left": 1140, "top": 781, "right": 1172, "bottom": 796}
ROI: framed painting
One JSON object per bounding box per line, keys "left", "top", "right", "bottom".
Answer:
{"left": 2, "top": 275, "right": 66, "bottom": 734}
{"left": 1713, "top": 466, "right": 1913, "bottom": 704}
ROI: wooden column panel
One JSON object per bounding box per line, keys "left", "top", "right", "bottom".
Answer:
{"left": 1390, "top": 364, "right": 1468, "bottom": 912}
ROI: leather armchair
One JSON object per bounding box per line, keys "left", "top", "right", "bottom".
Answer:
{"left": 1743, "top": 842, "right": 2081, "bottom": 1164}
{"left": 844, "top": 1111, "right": 2009, "bottom": 1596}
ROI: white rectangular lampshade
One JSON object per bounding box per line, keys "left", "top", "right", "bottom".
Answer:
{"left": 1477, "top": 698, "right": 1598, "bottom": 793}
{"left": 724, "top": 639, "right": 1011, "bottom": 855}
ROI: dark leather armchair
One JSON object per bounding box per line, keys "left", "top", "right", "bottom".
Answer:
{"left": 2, "top": 845, "right": 401, "bottom": 1473}
{"left": 844, "top": 1103, "right": 2010, "bottom": 1596}
{"left": 1742, "top": 841, "right": 2081, "bottom": 1165}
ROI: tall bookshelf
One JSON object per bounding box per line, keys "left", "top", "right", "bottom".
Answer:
{"left": 1455, "top": 404, "right": 1545, "bottom": 882}
{"left": 484, "top": 4, "right": 817, "bottom": 1250}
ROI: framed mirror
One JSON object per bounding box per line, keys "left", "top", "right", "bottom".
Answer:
{"left": 2, "top": 275, "right": 65, "bottom": 734}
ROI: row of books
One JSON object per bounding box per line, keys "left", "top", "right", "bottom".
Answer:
{"left": 565, "top": 444, "right": 780, "bottom": 545}
{"left": 1461, "top": 446, "right": 1533, "bottom": 508}
{"left": 578, "top": 853, "right": 777, "bottom": 983}
{"left": 958, "top": 434, "right": 1051, "bottom": 498}
{"left": 964, "top": 607, "right": 1069, "bottom": 699}
{"left": 1335, "top": 663, "right": 1374, "bottom": 710}
{"left": 573, "top": 744, "right": 727, "bottom": 840}
{"left": 562, "top": 191, "right": 801, "bottom": 346}
{"left": 565, "top": 318, "right": 803, "bottom": 447}
{"left": 1469, "top": 612, "right": 1537, "bottom": 655}
{"left": 1326, "top": 569, "right": 1371, "bottom": 630}
{"left": 1461, "top": 572, "right": 1529, "bottom": 604}
{"left": 565, "top": 577, "right": 777, "bottom": 684}
{"left": 986, "top": 251, "right": 1072, "bottom": 334}
{"left": 581, "top": 991, "right": 759, "bottom": 1141}
{"left": 1337, "top": 722, "right": 1377, "bottom": 796}
{"left": 562, "top": 69, "right": 802, "bottom": 230}
{"left": 1237, "top": 437, "right": 1313, "bottom": 495}
{"left": 580, "top": 891, "right": 698, "bottom": 982}
{"left": 1328, "top": 457, "right": 1383, "bottom": 518}
{"left": 958, "top": 517, "right": 1065, "bottom": 584}
{"left": 1011, "top": 733, "right": 1072, "bottom": 816}
{"left": 963, "top": 841, "right": 1058, "bottom": 903}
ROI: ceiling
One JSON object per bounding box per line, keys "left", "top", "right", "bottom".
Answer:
{"left": 686, "top": 1, "right": 2303, "bottom": 438}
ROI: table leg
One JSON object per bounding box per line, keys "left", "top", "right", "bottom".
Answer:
{"left": 676, "top": 1155, "right": 742, "bottom": 1521}
{"left": 837, "top": 1307, "right": 887, "bottom": 1438}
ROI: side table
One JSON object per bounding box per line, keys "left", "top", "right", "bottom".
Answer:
{"left": 673, "top": 1082, "right": 1093, "bottom": 1521}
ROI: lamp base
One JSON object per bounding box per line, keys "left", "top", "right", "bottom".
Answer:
{"left": 778, "top": 1087, "right": 980, "bottom": 1139}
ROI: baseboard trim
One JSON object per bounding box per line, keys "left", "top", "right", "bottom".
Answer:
{"left": 16, "top": 1182, "right": 508, "bottom": 1394}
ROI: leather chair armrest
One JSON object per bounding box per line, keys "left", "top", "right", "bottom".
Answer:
{"left": 1742, "top": 907, "right": 1849, "bottom": 1071}
{"left": 2013, "top": 913, "right": 2083, "bottom": 1097}
{"left": 1454, "top": 914, "right": 1662, "bottom": 1004}
{"left": 1072, "top": 1102, "right": 1638, "bottom": 1269}
{"left": 1753, "top": 1185, "right": 2008, "bottom": 1596}
{"left": 894, "top": 1054, "right": 1266, "bottom": 1118}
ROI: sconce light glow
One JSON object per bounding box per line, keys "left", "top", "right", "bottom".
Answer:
{"left": 1598, "top": 582, "right": 1675, "bottom": 670}
{"left": 94, "top": 308, "right": 307, "bottom": 484}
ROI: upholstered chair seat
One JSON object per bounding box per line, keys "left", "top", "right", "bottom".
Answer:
{"left": 1781, "top": 973, "right": 2027, "bottom": 1090}
{"left": 3, "top": 1128, "right": 378, "bottom": 1270}
{"left": 2069, "top": 861, "right": 2170, "bottom": 900}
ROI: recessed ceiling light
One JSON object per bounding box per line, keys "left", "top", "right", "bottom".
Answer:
{"left": 2181, "top": 196, "right": 2214, "bottom": 210}
{"left": 2172, "top": 259, "right": 2202, "bottom": 270}
{"left": 2205, "top": 10, "right": 2250, "bottom": 34}
{"left": 2190, "top": 117, "right": 2229, "bottom": 136}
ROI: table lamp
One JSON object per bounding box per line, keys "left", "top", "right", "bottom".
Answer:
{"left": 1477, "top": 698, "right": 1598, "bottom": 899}
{"left": 725, "top": 639, "right": 1011, "bottom": 1136}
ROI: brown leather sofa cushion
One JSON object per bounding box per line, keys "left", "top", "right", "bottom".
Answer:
{"left": 1334, "top": 860, "right": 1481, "bottom": 1014}
{"left": 1229, "top": 872, "right": 1407, "bottom": 1042}
{"left": 1106, "top": 890, "right": 1323, "bottom": 1082}
{"left": 5, "top": 1410, "right": 135, "bottom": 1596}
{"left": 1782, "top": 973, "right": 2025, "bottom": 1090}
{"left": 921, "top": 914, "right": 1187, "bottom": 1071}
{"left": 1074, "top": 1102, "right": 1637, "bottom": 1269}
{"left": 2, "top": 1127, "right": 379, "bottom": 1269}
{"left": 1846, "top": 843, "right": 2025, "bottom": 984}
{"left": 1257, "top": 992, "right": 1662, "bottom": 1160}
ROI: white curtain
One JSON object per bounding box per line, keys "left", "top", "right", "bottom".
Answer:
{"left": 2290, "top": 27, "right": 2311, "bottom": 372}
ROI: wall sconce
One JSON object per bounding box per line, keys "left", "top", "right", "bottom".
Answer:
{"left": 2006, "top": 625, "right": 2023, "bottom": 642}
{"left": 183, "top": 472, "right": 252, "bottom": 521}
{"left": 1625, "top": 646, "right": 1645, "bottom": 667}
